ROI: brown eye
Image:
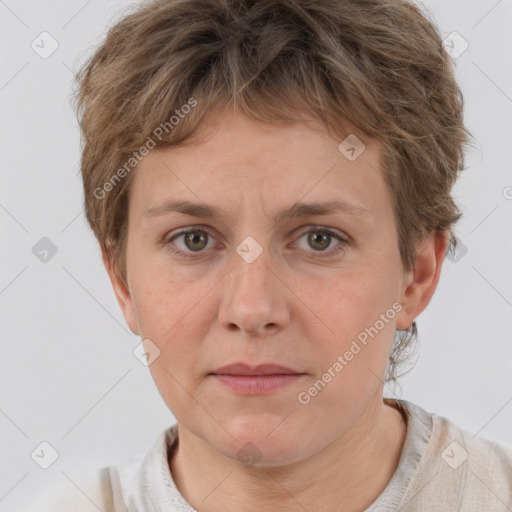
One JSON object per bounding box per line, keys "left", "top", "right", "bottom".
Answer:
{"left": 294, "top": 227, "right": 348, "bottom": 258}
{"left": 307, "top": 231, "right": 332, "bottom": 251}
{"left": 183, "top": 231, "right": 209, "bottom": 251}
{"left": 167, "top": 228, "right": 216, "bottom": 257}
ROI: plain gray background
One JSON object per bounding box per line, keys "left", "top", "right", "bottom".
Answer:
{"left": 1, "top": 0, "right": 511, "bottom": 509}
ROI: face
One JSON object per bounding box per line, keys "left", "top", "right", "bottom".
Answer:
{"left": 106, "top": 109, "right": 438, "bottom": 466}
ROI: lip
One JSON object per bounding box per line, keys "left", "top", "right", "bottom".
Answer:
{"left": 211, "top": 363, "right": 302, "bottom": 376}
{"left": 209, "top": 363, "right": 306, "bottom": 395}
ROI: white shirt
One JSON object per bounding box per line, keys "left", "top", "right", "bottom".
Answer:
{"left": 36, "top": 399, "right": 512, "bottom": 511}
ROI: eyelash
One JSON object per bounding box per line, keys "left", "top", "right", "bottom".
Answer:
{"left": 163, "top": 225, "right": 349, "bottom": 260}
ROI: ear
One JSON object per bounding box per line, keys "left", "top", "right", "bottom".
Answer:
{"left": 395, "top": 230, "right": 449, "bottom": 330}
{"left": 101, "top": 247, "right": 140, "bottom": 335}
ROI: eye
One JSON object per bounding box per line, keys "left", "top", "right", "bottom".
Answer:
{"left": 294, "top": 227, "right": 348, "bottom": 257}
{"left": 165, "top": 227, "right": 217, "bottom": 258}
{"left": 163, "top": 226, "right": 348, "bottom": 260}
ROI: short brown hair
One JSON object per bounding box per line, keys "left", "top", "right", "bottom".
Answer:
{"left": 72, "top": 0, "right": 474, "bottom": 385}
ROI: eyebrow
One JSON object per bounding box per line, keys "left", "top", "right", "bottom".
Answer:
{"left": 143, "top": 199, "right": 372, "bottom": 222}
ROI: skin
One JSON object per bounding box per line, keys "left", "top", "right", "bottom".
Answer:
{"left": 103, "top": 107, "right": 448, "bottom": 511}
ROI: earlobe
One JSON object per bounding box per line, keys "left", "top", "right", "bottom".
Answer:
{"left": 395, "top": 231, "right": 449, "bottom": 330}
{"left": 101, "top": 247, "right": 140, "bottom": 335}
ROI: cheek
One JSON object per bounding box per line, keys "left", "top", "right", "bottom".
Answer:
{"left": 130, "top": 269, "right": 213, "bottom": 356}
{"left": 130, "top": 255, "right": 194, "bottom": 322}
{"left": 294, "top": 260, "right": 399, "bottom": 380}
{"left": 303, "top": 262, "right": 396, "bottom": 331}
{"left": 298, "top": 282, "right": 397, "bottom": 421}
{"left": 132, "top": 273, "right": 211, "bottom": 410}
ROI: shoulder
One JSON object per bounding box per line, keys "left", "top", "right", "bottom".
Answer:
{"left": 409, "top": 401, "right": 512, "bottom": 510}
{"left": 433, "top": 410, "right": 512, "bottom": 491}
{"left": 33, "top": 466, "right": 120, "bottom": 512}
{"left": 33, "top": 425, "right": 179, "bottom": 512}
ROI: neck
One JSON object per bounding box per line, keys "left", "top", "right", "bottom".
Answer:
{"left": 169, "top": 396, "right": 407, "bottom": 512}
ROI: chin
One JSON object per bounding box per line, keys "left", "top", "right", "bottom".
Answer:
{"left": 217, "top": 416, "right": 307, "bottom": 467}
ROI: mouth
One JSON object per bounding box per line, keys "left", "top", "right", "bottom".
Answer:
{"left": 209, "top": 363, "right": 306, "bottom": 395}
{"left": 211, "top": 362, "right": 304, "bottom": 376}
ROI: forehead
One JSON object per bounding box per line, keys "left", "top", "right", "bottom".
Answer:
{"left": 131, "top": 110, "right": 391, "bottom": 225}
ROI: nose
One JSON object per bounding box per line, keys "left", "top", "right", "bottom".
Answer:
{"left": 218, "top": 246, "right": 291, "bottom": 336}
